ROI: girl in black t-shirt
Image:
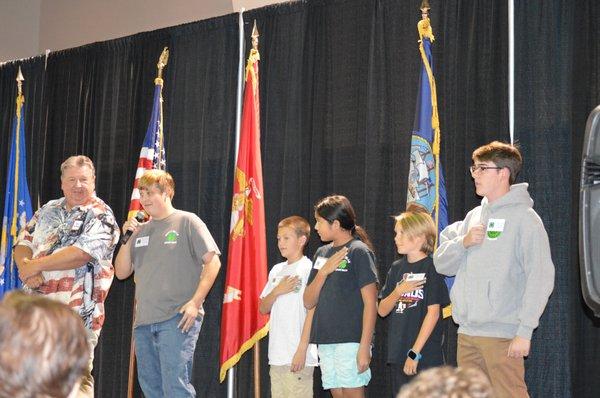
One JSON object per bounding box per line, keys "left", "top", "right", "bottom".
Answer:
{"left": 304, "top": 195, "right": 378, "bottom": 397}
{"left": 378, "top": 210, "right": 449, "bottom": 396}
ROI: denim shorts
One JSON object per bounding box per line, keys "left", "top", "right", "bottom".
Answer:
{"left": 318, "top": 343, "right": 371, "bottom": 389}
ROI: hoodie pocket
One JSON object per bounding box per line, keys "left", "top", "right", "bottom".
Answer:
{"left": 466, "top": 279, "right": 495, "bottom": 325}
{"left": 449, "top": 269, "right": 468, "bottom": 323}
{"left": 487, "top": 277, "right": 521, "bottom": 324}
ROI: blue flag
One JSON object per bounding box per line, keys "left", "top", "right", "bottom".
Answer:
{"left": 0, "top": 92, "right": 34, "bottom": 297}
{"left": 406, "top": 17, "right": 450, "bottom": 292}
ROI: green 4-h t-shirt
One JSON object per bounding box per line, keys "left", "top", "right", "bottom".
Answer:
{"left": 130, "top": 210, "right": 220, "bottom": 326}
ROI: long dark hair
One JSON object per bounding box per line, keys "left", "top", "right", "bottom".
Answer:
{"left": 314, "top": 195, "right": 374, "bottom": 251}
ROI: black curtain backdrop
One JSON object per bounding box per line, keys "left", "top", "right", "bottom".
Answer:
{"left": 515, "top": 1, "right": 600, "bottom": 397}
{"left": 514, "top": 2, "right": 574, "bottom": 397}
{"left": 569, "top": 1, "right": 600, "bottom": 397}
{"left": 0, "top": 0, "right": 598, "bottom": 397}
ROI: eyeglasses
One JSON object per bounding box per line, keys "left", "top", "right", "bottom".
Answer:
{"left": 469, "top": 165, "right": 503, "bottom": 174}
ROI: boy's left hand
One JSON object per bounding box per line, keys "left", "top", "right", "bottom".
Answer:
{"left": 356, "top": 344, "right": 371, "bottom": 373}
{"left": 403, "top": 357, "right": 418, "bottom": 376}
{"left": 290, "top": 349, "right": 306, "bottom": 372}
{"left": 507, "top": 336, "right": 530, "bottom": 358}
{"left": 178, "top": 299, "right": 201, "bottom": 333}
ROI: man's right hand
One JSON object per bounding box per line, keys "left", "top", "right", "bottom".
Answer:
{"left": 24, "top": 274, "right": 44, "bottom": 289}
{"left": 463, "top": 224, "right": 485, "bottom": 248}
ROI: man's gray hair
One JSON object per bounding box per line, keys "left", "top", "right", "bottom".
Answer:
{"left": 60, "top": 155, "right": 96, "bottom": 178}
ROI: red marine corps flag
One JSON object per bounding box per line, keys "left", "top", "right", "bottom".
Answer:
{"left": 219, "top": 23, "right": 269, "bottom": 383}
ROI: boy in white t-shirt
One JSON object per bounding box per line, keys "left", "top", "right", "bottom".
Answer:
{"left": 259, "top": 216, "right": 318, "bottom": 398}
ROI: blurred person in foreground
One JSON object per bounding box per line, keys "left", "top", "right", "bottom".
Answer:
{"left": 397, "top": 366, "right": 494, "bottom": 398}
{"left": 0, "top": 290, "right": 89, "bottom": 398}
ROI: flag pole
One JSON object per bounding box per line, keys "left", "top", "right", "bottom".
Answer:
{"left": 417, "top": 0, "right": 441, "bottom": 241}
{"left": 8, "top": 68, "right": 25, "bottom": 286}
{"left": 156, "top": 47, "right": 169, "bottom": 170}
{"left": 250, "top": 21, "right": 261, "bottom": 398}
{"left": 227, "top": 8, "right": 245, "bottom": 398}
{"left": 234, "top": 9, "right": 246, "bottom": 163}
{"left": 11, "top": 68, "right": 25, "bottom": 242}
{"left": 508, "top": 0, "right": 514, "bottom": 144}
{"left": 126, "top": 48, "right": 169, "bottom": 398}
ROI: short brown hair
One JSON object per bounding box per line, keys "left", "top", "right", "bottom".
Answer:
{"left": 278, "top": 216, "right": 310, "bottom": 249}
{"left": 472, "top": 141, "right": 522, "bottom": 184}
{"left": 0, "top": 291, "right": 89, "bottom": 398}
{"left": 398, "top": 366, "right": 494, "bottom": 398}
{"left": 138, "top": 169, "right": 175, "bottom": 199}
{"left": 394, "top": 210, "right": 436, "bottom": 255}
{"left": 60, "top": 155, "right": 95, "bottom": 178}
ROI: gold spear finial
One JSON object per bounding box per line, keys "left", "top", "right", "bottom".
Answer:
{"left": 157, "top": 47, "right": 169, "bottom": 80}
{"left": 421, "top": 0, "right": 431, "bottom": 17}
{"left": 251, "top": 20, "right": 259, "bottom": 50}
{"left": 418, "top": 0, "right": 434, "bottom": 41}
{"left": 16, "top": 67, "right": 24, "bottom": 96}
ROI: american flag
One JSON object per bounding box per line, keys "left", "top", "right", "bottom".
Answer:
{"left": 127, "top": 82, "right": 166, "bottom": 220}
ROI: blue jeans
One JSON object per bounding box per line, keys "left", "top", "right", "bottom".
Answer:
{"left": 134, "top": 313, "right": 203, "bottom": 398}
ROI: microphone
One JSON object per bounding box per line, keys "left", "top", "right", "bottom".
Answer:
{"left": 121, "top": 211, "right": 146, "bottom": 245}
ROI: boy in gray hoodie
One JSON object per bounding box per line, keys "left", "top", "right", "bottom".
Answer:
{"left": 433, "top": 141, "right": 554, "bottom": 398}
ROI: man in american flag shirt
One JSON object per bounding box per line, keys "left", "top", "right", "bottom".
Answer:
{"left": 13, "top": 155, "right": 119, "bottom": 397}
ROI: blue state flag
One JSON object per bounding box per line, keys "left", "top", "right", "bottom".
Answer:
{"left": 0, "top": 92, "right": 34, "bottom": 297}
{"left": 406, "top": 17, "right": 450, "bottom": 292}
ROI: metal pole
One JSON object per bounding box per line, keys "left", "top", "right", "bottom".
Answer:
{"left": 508, "top": 0, "right": 514, "bottom": 144}
{"left": 234, "top": 8, "right": 246, "bottom": 163}
{"left": 227, "top": 8, "right": 246, "bottom": 398}
{"left": 254, "top": 344, "right": 260, "bottom": 398}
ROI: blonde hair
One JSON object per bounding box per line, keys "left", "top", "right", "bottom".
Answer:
{"left": 138, "top": 170, "right": 175, "bottom": 199}
{"left": 60, "top": 155, "right": 95, "bottom": 178}
{"left": 278, "top": 216, "right": 310, "bottom": 249}
{"left": 394, "top": 210, "right": 436, "bottom": 255}
{"left": 397, "top": 366, "right": 494, "bottom": 398}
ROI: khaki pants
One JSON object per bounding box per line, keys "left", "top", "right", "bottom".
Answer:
{"left": 269, "top": 365, "right": 314, "bottom": 398}
{"left": 457, "top": 334, "right": 528, "bottom": 398}
{"left": 77, "top": 329, "right": 99, "bottom": 398}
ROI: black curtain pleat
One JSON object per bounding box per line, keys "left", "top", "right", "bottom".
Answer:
{"left": 0, "top": 0, "right": 599, "bottom": 397}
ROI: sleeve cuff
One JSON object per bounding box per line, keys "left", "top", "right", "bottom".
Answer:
{"left": 13, "top": 240, "right": 34, "bottom": 251}
{"left": 72, "top": 242, "right": 97, "bottom": 262}
{"left": 458, "top": 236, "right": 468, "bottom": 252}
{"left": 516, "top": 325, "right": 534, "bottom": 340}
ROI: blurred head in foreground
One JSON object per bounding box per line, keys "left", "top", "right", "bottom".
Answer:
{"left": 397, "top": 366, "right": 494, "bottom": 398}
{"left": 0, "top": 291, "right": 89, "bottom": 398}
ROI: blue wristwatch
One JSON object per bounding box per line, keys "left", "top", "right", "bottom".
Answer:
{"left": 407, "top": 349, "right": 422, "bottom": 361}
